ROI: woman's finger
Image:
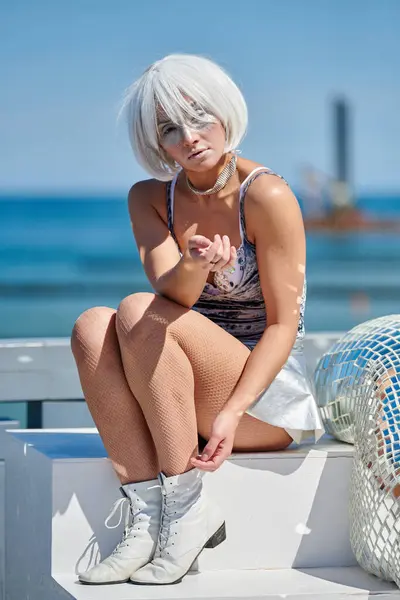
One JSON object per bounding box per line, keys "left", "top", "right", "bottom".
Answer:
{"left": 220, "top": 235, "right": 232, "bottom": 266}
{"left": 210, "top": 235, "right": 231, "bottom": 271}
{"left": 228, "top": 245, "right": 237, "bottom": 267}
{"left": 191, "top": 450, "right": 227, "bottom": 472}
{"left": 210, "top": 452, "right": 227, "bottom": 470}
{"left": 204, "top": 235, "right": 223, "bottom": 266}
{"left": 188, "top": 235, "right": 212, "bottom": 249}
{"left": 217, "top": 245, "right": 237, "bottom": 274}
{"left": 191, "top": 464, "right": 217, "bottom": 472}
{"left": 190, "top": 456, "right": 219, "bottom": 471}
{"left": 199, "top": 435, "right": 220, "bottom": 462}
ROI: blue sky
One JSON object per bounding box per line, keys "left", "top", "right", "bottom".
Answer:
{"left": 1, "top": 0, "right": 399, "bottom": 194}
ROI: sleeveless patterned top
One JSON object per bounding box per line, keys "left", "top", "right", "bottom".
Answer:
{"left": 166, "top": 167, "right": 306, "bottom": 350}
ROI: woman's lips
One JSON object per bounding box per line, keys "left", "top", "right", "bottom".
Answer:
{"left": 188, "top": 149, "right": 209, "bottom": 160}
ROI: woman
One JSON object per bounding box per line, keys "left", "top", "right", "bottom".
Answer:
{"left": 71, "top": 53, "right": 324, "bottom": 586}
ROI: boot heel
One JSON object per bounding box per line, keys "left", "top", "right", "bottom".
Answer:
{"left": 205, "top": 522, "right": 226, "bottom": 549}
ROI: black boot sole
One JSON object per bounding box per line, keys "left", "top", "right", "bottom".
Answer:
{"left": 79, "top": 577, "right": 130, "bottom": 585}
{"left": 130, "top": 521, "right": 227, "bottom": 586}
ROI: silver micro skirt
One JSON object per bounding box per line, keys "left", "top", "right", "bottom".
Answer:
{"left": 246, "top": 350, "right": 324, "bottom": 444}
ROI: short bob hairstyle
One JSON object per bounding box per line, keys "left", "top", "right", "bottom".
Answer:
{"left": 120, "top": 54, "right": 248, "bottom": 181}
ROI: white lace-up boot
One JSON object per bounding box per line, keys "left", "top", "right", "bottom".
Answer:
{"left": 78, "top": 478, "right": 161, "bottom": 584}
{"left": 130, "top": 468, "right": 226, "bottom": 585}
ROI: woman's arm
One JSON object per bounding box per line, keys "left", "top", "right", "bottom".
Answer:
{"left": 129, "top": 181, "right": 218, "bottom": 307}
{"left": 223, "top": 175, "right": 306, "bottom": 416}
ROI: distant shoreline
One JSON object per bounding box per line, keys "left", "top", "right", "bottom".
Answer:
{"left": 305, "top": 207, "right": 400, "bottom": 231}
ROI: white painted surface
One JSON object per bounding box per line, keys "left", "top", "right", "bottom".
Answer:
{"left": 0, "top": 338, "right": 81, "bottom": 402}
{"left": 3, "top": 429, "right": 366, "bottom": 600}
{"left": 6, "top": 332, "right": 393, "bottom": 600}
{"left": 43, "top": 402, "right": 94, "bottom": 428}
{"left": 0, "top": 420, "right": 18, "bottom": 600}
{"left": 200, "top": 449, "right": 356, "bottom": 571}
{"left": 51, "top": 442, "right": 357, "bottom": 575}
{"left": 0, "top": 333, "right": 341, "bottom": 428}
{"left": 0, "top": 333, "right": 342, "bottom": 403}
{"left": 0, "top": 462, "right": 4, "bottom": 600}
{"left": 0, "top": 421, "right": 19, "bottom": 460}
{"left": 4, "top": 429, "right": 400, "bottom": 599}
{"left": 54, "top": 567, "right": 400, "bottom": 600}
{"left": 4, "top": 432, "right": 72, "bottom": 600}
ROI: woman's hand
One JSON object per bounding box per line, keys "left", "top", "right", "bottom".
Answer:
{"left": 191, "top": 409, "right": 242, "bottom": 472}
{"left": 187, "top": 234, "right": 237, "bottom": 273}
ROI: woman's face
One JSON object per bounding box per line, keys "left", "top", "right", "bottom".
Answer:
{"left": 158, "top": 106, "right": 226, "bottom": 172}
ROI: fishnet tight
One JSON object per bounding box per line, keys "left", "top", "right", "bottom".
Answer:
{"left": 71, "top": 292, "right": 291, "bottom": 483}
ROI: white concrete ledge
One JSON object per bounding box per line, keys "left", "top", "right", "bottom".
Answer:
{"left": 0, "top": 419, "right": 19, "bottom": 460}
{"left": 3, "top": 429, "right": 365, "bottom": 600}
{"left": 54, "top": 567, "right": 400, "bottom": 600}
{"left": 0, "top": 420, "right": 18, "bottom": 600}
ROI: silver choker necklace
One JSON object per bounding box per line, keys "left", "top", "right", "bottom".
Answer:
{"left": 186, "top": 154, "right": 237, "bottom": 195}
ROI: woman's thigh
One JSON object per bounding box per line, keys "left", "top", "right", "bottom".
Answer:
{"left": 172, "top": 305, "right": 292, "bottom": 451}
{"left": 117, "top": 292, "right": 292, "bottom": 452}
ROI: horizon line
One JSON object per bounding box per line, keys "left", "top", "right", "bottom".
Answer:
{"left": 2, "top": 187, "right": 400, "bottom": 199}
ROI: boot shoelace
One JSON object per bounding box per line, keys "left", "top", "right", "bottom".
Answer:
{"left": 156, "top": 489, "right": 177, "bottom": 557}
{"left": 104, "top": 497, "right": 141, "bottom": 556}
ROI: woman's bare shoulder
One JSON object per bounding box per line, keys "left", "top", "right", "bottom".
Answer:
{"left": 237, "top": 156, "right": 290, "bottom": 197}
{"left": 237, "top": 157, "right": 299, "bottom": 242}
{"left": 128, "top": 178, "right": 169, "bottom": 220}
{"left": 236, "top": 156, "right": 264, "bottom": 184}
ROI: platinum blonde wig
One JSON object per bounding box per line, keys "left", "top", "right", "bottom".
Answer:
{"left": 120, "top": 54, "right": 248, "bottom": 181}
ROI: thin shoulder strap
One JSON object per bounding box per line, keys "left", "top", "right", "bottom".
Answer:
{"left": 239, "top": 167, "right": 288, "bottom": 244}
{"left": 166, "top": 173, "right": 180, "bottom": 247}
{"left": 240, "top": 166, "right": 288, "bottom": 194}
{"left": 240, "top": 166, "right": 269, "bottom": 190}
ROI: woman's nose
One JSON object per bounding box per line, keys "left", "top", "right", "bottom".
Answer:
{"left": 181, "top": 126, "right": 200, "bottom": 145}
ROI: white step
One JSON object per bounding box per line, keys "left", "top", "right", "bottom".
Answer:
{"left": 53, "top": 567, "right": 400, "bottom": 600}
{"left": 3, "top": 429, "right": 374, "bottom": 600}
{"left": 6, "top": 430, "right": 358, "bottom": 572}
{"left": 0, "top": 420, "right": 19, "bottom": 460}
{"left": 0, "top": 420, "right": 19, "bottom": 600}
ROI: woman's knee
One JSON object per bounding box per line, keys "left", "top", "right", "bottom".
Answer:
{"left": 71, "top": 306, "right": 116, "bottom": 358}
{"left": 115, "top": 292, "right": 192, "bottom": 351}
{"left": 115, "top": 292, "right": 156, "bottom": 339}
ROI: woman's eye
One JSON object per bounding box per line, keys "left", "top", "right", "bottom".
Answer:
{"left": 162, "top": 125, "right": 176, "bottom": 136}
{"left": 190, "top": 110, "right": 211, "bottom": 126}
{"left": 193, "top": 109, "right": 208, "bottom": 121}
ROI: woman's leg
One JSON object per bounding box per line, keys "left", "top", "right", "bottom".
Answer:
{"left": 115, "top": 293, "right": 292, "bottom": 478}
{"left": 71, "top": 307, "right": 162, "bottom": 585}
{"left": 71, "top": 306, "right": 159, "bottom": 484}
{"left": 116, "top": 291, "right": 292, "bottom": 585}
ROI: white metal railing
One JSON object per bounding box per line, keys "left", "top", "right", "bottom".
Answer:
{"left": 0, "top": 333, "right": 343, "bottom": 427}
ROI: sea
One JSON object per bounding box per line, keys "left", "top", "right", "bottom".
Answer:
{"left": 1, "top": 192, "right": 400, "bottom": 424}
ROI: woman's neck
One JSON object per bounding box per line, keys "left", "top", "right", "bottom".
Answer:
{"left": 184, "top": 153, "right": 232, "bottom": 193}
